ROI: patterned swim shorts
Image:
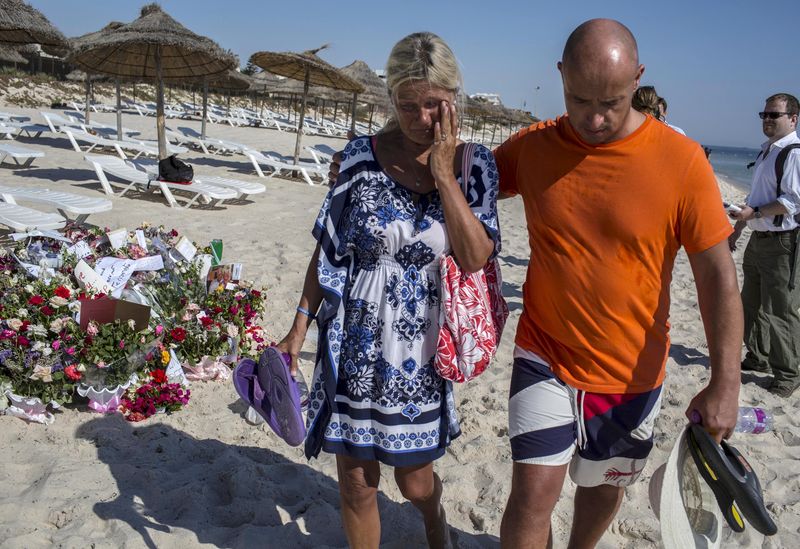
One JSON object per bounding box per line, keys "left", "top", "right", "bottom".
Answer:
{"left": 508, "top": 349, "right": 662, "bottom": 487}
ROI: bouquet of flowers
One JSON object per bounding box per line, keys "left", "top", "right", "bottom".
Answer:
{"left": 80, "top": 319, "right": 155, "bottom": 389}
{"left": 119, "top": 368, "right": 190, "bottom": 422}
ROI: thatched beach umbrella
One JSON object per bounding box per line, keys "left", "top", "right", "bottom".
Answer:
{"left": 0, "top": 0, "right": 67, "bottom": 55}
{"left": 0, "top": 43, "right": 25, "bottom": 63}
{"left": 340, "top": 60, "right": 388, "bottom": 133}
{"left": 68, "top": 4, "right": 236, "bottom": 159}
{"left": 250, "top": 46, "right": 363, "bottom": 165}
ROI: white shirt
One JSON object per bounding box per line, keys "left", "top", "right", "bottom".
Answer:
{"left": 746, "top": 131, "right": 800, "bottom": 232}
{"left": 667, "top": 123, "right": 686, "bottom": 136}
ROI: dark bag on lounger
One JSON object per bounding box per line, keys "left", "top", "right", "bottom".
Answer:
{"left": 158, "top": 154, "right": 194, "bottom": 184}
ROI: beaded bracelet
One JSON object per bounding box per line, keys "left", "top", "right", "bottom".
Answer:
{"left": 296, "top": 306, "right": 316, "bottom": 320}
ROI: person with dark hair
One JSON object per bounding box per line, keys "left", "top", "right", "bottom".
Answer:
{"left": 728, "top": 92, "right": 800, "bottom": 398}
{"left": 657, "top": 94, "right": 687, "bottom": 135}
{"left": 496, "top": 19, "right": 741, "bottom": 547}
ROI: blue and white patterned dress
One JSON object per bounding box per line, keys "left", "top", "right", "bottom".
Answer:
{"left": 305, "top": 136, "right": 500, "bottom": 467}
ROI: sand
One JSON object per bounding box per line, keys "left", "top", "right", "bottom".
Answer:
{"left": 0, "top": 105, "right": 798, "bottom": 549}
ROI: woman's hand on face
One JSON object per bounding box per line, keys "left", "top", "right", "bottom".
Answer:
{"left": 430, "top": 100, "right": 459, "bottom": 186}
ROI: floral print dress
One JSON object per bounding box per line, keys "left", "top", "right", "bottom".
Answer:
{"left": 305, "top": 136, "right": 500, "bottom": 467}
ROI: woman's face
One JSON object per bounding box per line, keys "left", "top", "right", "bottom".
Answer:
{"left": 393, "top": 80, "right": 455, "bottom": 146}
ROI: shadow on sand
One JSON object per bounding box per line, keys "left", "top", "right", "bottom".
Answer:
{"left": 75, "top": 415, "right": 499, "bottom": 548}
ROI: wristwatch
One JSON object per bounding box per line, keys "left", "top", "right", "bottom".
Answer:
{"left": 753, "top": 206, "right": 763, "bottom": 219}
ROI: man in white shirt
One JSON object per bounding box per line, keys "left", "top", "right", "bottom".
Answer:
{"left": 729, "top": 93, "right": 800, "bottom": 397}
{"left": 657, "top": 97, "right": 686, "bottom": 135}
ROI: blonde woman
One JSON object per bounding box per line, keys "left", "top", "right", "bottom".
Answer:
{"left": 278, "top": 32, "right": 500, "bottom": 548}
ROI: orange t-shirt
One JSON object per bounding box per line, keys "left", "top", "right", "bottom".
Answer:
{"left": 494, "top": 115, "right": 732, "bottom": 393}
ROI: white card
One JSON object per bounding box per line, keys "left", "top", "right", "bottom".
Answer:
{"left": 94, "top": 257, "right": 136, "bottom": 298}
{"left": 63, "top": 240, "right": 93, "bottom": 259}
{"left": 174, "top": 236, "right": 196, "bottom": 261}
{"left": 133, "top": 255, "right": 164, "bottom": 271}
{"left": 231, "top": 263, "right": 242, "bottom": 280}
{"left": 194, "top": 254, "right": 212, "bottom": 284}
{"left": 74, "top": 259, "right": 113, "bottom": 295}
{"left": 135, "top": 229, "right": 148, "bottom": 250}
{"left": 106, "top": 228, "right": 128, "bottom": 250}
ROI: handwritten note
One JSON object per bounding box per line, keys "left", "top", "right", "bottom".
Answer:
{"left": 134, "top": 229, "right": 148, "bottom": 250}
{"left": 74, "top": 260, "right": 113, "bottom": 295}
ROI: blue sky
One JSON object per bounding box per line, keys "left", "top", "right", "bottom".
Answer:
{"left": 29, "top": 0, "right": 800, "bottom": 147}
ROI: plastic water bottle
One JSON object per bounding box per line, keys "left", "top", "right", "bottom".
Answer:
{"left": 735, "top": 407, "right": 773, "bottom": 434}
{"left": 293, "top": 369, "right": 310, "bottom": 412}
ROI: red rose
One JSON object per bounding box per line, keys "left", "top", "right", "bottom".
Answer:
{"left": 151, "top": 369, "right": 168, "bottom": 384}
{"left": 40, "top": 305, "right": 55, "bottom": 316}
{"left": 54, "top": 286, "right": 71, "bottom": 299}
{"left": 64, "top": 365, "right": 82, "bottom": 381}
{"left": 200, "top": 316, "right": 213, "bottom": 328}
{"left": 16, "top": 335, "right": 30, "bottom": 347}
{"left": 169, "top": 327, "right": 186, "bottom": 342}
{"left": 251, "top": 290, "right": 261, "bottom": 298}
{"left": 28, "top": 295, "right": 44, "bottom": 305}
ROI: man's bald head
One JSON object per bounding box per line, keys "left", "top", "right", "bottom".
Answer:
{"left": 562, "top": 19, "right": 639, "bottom": 78}
{"left": 557, "top": 19, "right": 646, "bottom": 144}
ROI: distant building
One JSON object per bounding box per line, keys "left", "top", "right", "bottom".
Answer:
{"left": 470, "top": 92, "right": 502, "bottom": 106}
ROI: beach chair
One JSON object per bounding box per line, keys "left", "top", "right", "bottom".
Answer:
{"left": 305, "top": 144, "right": 337, "bottom": 166}
{"left": 0, "top": 185, "right": 112, "bottom": 224}
{"left": 175, "top": 127, "right": 247, "bottom": 154}
{"left": 63, "top": 128, "right": 158, "bottom": 159}
{"left": 0, "top": 143, "right": 45, "bottom": 167}
{"left": 0, "top": 201, "right": 65, "bottom": 231}
{"left": 130, "top": 158, "right": 267, "bottom": 199}
{"left": 242, "top": 149, "right": 326, "bottom": 186}
{"left": 0, "top": 121, "right": 50, "bottom": 139}
{"left": 0, "top": 112, "right": 30, "bottom": 123}
{"left": 84, "top": 154, "right": 237, "bottom": 208}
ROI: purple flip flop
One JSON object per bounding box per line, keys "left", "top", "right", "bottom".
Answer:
{"left": 233, "top": 347, "right": 306, "bottom": 446}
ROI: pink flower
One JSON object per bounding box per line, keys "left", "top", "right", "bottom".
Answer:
{"left": 87, "top": 322, "right": 99, "bottom": 336}
{"left": 65, "top": 346, "right": 75, "bottom": 356}
{"left": 64, "top": 365, "right": 82, "bottom": 381}
{"left": 119, "top": 340, "right": 125, "bottom": 349}
{"left": 97, "top": 361, "right": 107, "bottom": 369}
{"left": 155, "top": 325, "right": 164, "bottom": 336}
{"left": 51, "top": 340, "right": 61, "bottom": 350}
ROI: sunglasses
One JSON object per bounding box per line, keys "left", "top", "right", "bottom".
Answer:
{"left": 759, "top": 111, "right": 792, "bottom": 120}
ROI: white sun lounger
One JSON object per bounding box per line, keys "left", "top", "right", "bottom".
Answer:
{"left": 0, "top": 121, "right": 50, "bottom": 139}
{"left": 305, "top": 144, "right": 337, "bottom": 165}
{"left": 173, "top": 127, "right": 247, "bottom": 154}
{"left": 0, "top": 143, "right": 45, "bottom": 167}
{"left": 84, "top": 154, "right": 237, "bottom": 208}
{"left": 130, "top": 159, "right": 266, "bottom": 199}
{"left": 63, "top": 128, "right": 158, "bottom": 159}
{"left": 242, "top": 149, "right": 326, "bottom": 186}
{"left": 0, "top": 201, "right": 65, "bottom": 231}
{"left": 0, "top": 185, "right": 112, "bottom": 224}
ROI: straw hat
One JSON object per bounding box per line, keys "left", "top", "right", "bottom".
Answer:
{"left": 649, "top": 427, "right": 723, "bottom": 549}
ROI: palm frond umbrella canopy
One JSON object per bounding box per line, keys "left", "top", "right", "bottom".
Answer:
{"left": 250, "top": 46, "right": 363, "bottom": 165}
{"left": 0, "top": 0, "right": 67, "bottom": 55}
{"left": 193, "top": 69, "right": 251, "bottom": 137}
{"left": 68, "top": 3, "right": 236, "bottom": 159}
{"left": 0, "top": 43, "right": 24, "bottom": 63}
{"left": 339, "top": 60, "right": 389, "bottom": 132}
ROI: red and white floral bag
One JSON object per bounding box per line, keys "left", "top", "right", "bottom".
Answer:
{"left": 434, "top": 143, "right": 509, "bottom": 382}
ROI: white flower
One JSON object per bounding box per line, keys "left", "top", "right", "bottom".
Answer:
{"left": 49, "top": 319, "right": 64, "bottom": 333}
{"left": 24, "top": 284, "right": 34, "bottom": 294}
{"left": 49, "top": 296, "right": 69, "bottom": 308}
{"left": 7, "top": 318, "right": 22, "bottom": 331}
{"left": 42, "top": 347, "right": 53, "bottom": 357}
{"left": 127, "top": 319, "right": 136, "bottom": 330}
{"left": 77, "top": 363, "right": 86, "bottom": 372}
{"left": 29, "top": 365, "right": 52, "bottom": 383}
{"left": 29, "top": 324, "right": 47, "bottom": 337}
{"left": 17, "top": 308, "right": 28, "bottom": 318}
{"left": 226, "top": 324, "right": 239, "bottom": 338}
{"left": 32, "top": 341, "right": 45, "bottom": 352}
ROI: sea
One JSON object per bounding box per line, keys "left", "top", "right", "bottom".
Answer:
{"left": 705, "top": 145, "right": 761, "bottom": 192}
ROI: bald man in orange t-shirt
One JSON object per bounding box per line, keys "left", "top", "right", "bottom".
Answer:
{"left": 497, "top": 19, "right": 742, "bottom": 549}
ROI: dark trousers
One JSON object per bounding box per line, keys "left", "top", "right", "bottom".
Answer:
{"left": 741, "top": 231, "right": 800, "bottom": 386}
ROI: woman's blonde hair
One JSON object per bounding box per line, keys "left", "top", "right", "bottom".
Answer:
{"left": 381, "top": 32, "right": 463, "bottom": 133}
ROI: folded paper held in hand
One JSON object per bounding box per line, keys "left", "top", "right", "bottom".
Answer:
{"left": 79, "top": 296, "right": 151, "bottom": 332}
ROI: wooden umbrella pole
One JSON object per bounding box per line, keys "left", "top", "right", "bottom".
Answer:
{"left": 368, "top": 104, "right": 375, "bottom": 133}
{"left": 155, "top": 45, "right": 167, "bottom": 160}
{"left": 333, "top": 101, "right": 338, "bottom": 125}
{"left": 201, "top": 79, "right": 208, "bottom": 139}
{"left": 293, "top": 69, "right": 310, "bottom": 166}
{"left": 115, "top": 78, "right": 122, "bottom": 141}
{"left": 84, "top": 76, "right": 91, "bottom": 124}
{"left": 350, "top": 91, "right": 358, "bottom": 134}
